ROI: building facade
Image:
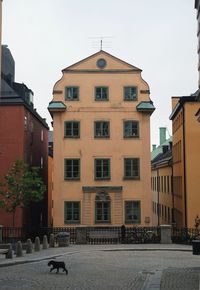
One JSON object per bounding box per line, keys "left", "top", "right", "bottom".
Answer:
{"left": 151, "top": 144, "right": 173, "bottom": 226}
{"left": 170, "top": 96, "right": 200, "bottom": 227}
{"left": 0, "top": 46, "right": 49, "bottom": 227}
{"left": 195, "top": 0, "right": 200, "bottom": 88}
{"left": 151, "top": 128, "right": 173, "bottom": 226}
{"left": 48, "top": 50, "right": 155, "bottom": 227}
{"left": 0, "top": 0, "right": 2, "bottom": 91}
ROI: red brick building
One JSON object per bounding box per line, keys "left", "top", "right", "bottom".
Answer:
{"left": 0, "top": 46, "right": 49, "bottom": 227}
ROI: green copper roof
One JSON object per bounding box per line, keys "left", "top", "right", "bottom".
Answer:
{"left": 48, "top": 101, "right": 66, "bottom": 109}
{"left": 136, "top": 101, "right": 155, "bottom": 111}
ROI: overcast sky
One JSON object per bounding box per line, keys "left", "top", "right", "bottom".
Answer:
{"left": 2, "top": 0, "right": 198, "bottom": 146}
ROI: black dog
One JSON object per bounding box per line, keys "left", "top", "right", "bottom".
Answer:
{"left": 48, "top": 260, "right": 68, "bottom": 275}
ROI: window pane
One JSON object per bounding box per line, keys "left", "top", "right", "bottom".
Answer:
{"left": 65, "top": 87, "right": 79, "bottom": 100}
{"left": 95, "top": 159, "right": 110, "bottom": 179}
{"left": 125, "top": 201, "right": 141, "bottom": 223}
{"left": 95, "top": 201, "right": 110, "bottom": 222}
{"left": 65, "top": 121, "right": 80, "bottom": 137}
{"left": 124, "top": 121, "right": 139, "bottom": 138}
{"left": 124, "top": 87, "right": 137, "bottom": 100}
{"left": 65, "top": 159, "right": 80, "bottom": 179}
{"left": 95, "top": 87, "right": 108, "bottom": 100}
{"left": 64, "top": 202, "right": 80, "bottom": 223}
{"left": 124, "top": 158, "right": 139, "bottom": 179}
{"left": 95, "top": 121, "right": 109, "bottom": 138}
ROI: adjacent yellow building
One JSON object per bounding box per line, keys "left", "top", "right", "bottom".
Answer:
{"left": 170, "top": 96, "right": 200, "bottom": 227}
{"left": 151, "top": 128, "right": 173, "bottom": 226}
{"left": 48, "top": 50, "right": 155, "bottom": 227}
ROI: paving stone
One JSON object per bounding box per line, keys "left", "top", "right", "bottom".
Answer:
{"left": 0, "top": 245, "right": 199, "bottom": 289}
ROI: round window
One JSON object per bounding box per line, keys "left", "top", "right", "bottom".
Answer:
{"left": 97, "top": 58, "right": 107, "bottom": 69}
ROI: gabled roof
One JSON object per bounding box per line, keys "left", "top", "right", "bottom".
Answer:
{"left": 151, "top": 137, "right": 172, "bottom": 160}
{"left": 151, "top": 148, "right": 172, "bottom": 169}
{"left": 62, "top": 50, "right": 142, "bottom": 72}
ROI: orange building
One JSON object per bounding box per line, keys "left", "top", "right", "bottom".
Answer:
{"left": 151, "top": 128, "right": 173, "bottom": 226}
{"left": 151, "top": 145, "right": 173, "bottom": 226}
{"left": 48, "top": 50, "right": 155, "bottom": 227}
{"left": 170, "top": 96, "right": 200, "bottom": 227}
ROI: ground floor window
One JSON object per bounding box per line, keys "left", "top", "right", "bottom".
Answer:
{"left": 95, "top": 192, "right": 111, "bottom": 223}
{"left": 64, "top": 201, "right": 80, "bottom": 224}
{"left": 125, "top": 201, "right": 141, "bottom": 224}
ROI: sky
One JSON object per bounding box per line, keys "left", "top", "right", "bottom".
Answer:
{"left": 2, "top": 0, "right": 198, "bottom": 146}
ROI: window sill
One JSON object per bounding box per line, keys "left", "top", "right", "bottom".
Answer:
{"left": 64, "top": 136, "right": 80, "bottom": 139}
{"left": 64, "top": 221, "right": 80, "bottom": 224}
{"left": 65, "top": 99, "right": 79, "bottom": 101}
{"left": 124, "top": 99, "right": 137, "bottom": 102}
{"left": 95, "top": 178, "right": 111, "bottom": 181}
{"left": 125, "top": 221, "right": 141, "bottom": 225}
{"left": 95, "top": 221, "right": 111, "bottom": 224}
{"left": 94, "top": 136, "right": 110, "bottom": 139}
{"left": 64, "top": 178, "right": 80, "bottom": 181}
{"left": 95, "top": 99, "right": 109, "bottom": 101}
{"left": 124, "top": 136, "right": 139, "bottom": 139}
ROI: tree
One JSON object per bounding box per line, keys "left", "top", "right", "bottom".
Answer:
{"left": 0, "top": 160, "right": 46, "bottom": 227}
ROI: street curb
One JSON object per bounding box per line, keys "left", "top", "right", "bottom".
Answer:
{"left": 102, "top": 248, "right": 192, "bottom": 252}
{"left": 0, "top": 247, "right": 192, "bottom": 267}
{"left": 0, "top": 251, "right": 79, "bottom": 268}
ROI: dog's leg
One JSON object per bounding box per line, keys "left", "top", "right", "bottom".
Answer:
{"left": 50, "top": 267, "right": 54, "bottom": 272}
{"left": 56, "top": 267, "right": 59, "bottom": 274}
{"left": 63, "top": 267, "right": 68, "bottom": 275}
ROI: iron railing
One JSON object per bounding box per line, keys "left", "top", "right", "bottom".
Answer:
{"left": 171, "top": 227, "right": 200, "bottom": 244}
{"left": 2, "top": 227, "right": 26, "bottom": 244}
{"left": 2, "top": 226, "right": 199, "bottom": 245}
{"left": 2, "top": 226, "right": 161, "bottom": 244}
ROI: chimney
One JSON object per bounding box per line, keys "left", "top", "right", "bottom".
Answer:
{"left": 152, "top": 144, "right": 156, "bottom": 151}
{"left": 159, "top": 127, "right": 166, "bottom": 145}
{"left": 162, "top": 145, "right": 169, "bottom": 154}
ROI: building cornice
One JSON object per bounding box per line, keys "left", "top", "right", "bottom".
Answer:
{"left": 169, "top": 96, "right": 196, "bottom": 120}
{"left": 82, "top": 186, "right": 123, "bottom": 193}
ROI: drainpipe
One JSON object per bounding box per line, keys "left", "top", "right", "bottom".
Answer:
{"left": 170, "top": 160, "right": 175, "bottom": 224}
{"left": 182, "top": 106, "right": 187, "bottom": 227}
{"left": 157, "top": 168, "right": 160, "bottom": 226}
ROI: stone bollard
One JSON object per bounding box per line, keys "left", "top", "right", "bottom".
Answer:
{"left": 49, "top": 233, "right": 55, "bottom": 248}
{"left": 160, "top": 224, "right": 172, "bottom": 244}
{"left": 6, "top": 243, "right": 13, "bottom": 259}
{"left": 26, "top": 239, "right": 33, "bottom": 254}
{"left": 42, "top": 235, "right": 48, "bottom": 249}
{"left": 16, "top": 241, "right": 23, "bottom": 257}
{"left": 34, "top": 236, "right": 40, "bottom": 251}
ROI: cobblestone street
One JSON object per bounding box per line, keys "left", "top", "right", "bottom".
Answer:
{"left": 0, "top": 245, "right": 200, "bottom": 289}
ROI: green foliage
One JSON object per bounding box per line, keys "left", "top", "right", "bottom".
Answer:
{"left": 0, "top": 160, "right": 46, "bottom": 222}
